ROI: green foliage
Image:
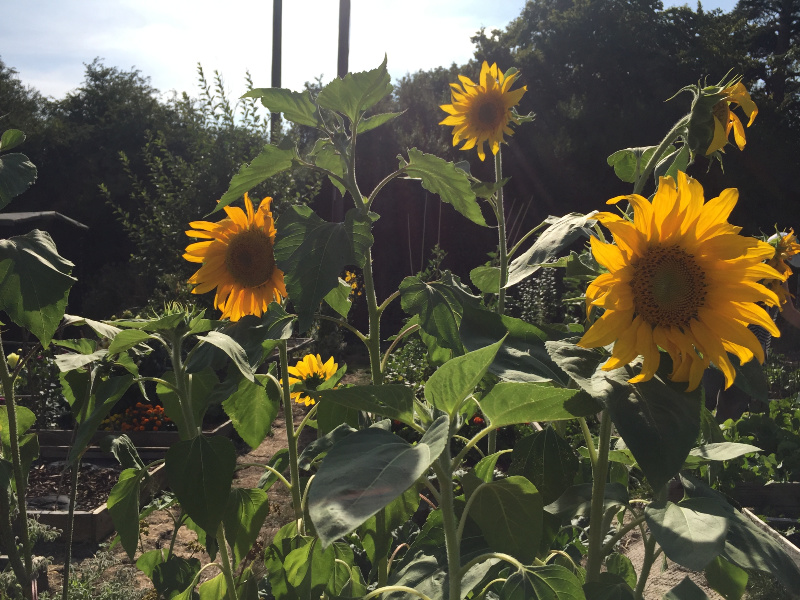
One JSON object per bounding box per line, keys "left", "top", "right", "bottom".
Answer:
{"left": 38, "top": 549, "right": 147, "bottom": 600}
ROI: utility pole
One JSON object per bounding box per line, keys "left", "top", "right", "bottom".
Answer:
{"left": 332, "top": 0, "right": 351, "bottom": 221}
{"left": 271, "top": 0, "right": 282, "bottom": 143}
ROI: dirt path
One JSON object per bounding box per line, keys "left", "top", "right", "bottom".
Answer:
{"left": 43, "top": 404, "right": 303, "bottom": 595}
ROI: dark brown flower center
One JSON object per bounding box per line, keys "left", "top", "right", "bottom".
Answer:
{"left": 631, "top": 245, "right": 707, "bottom": 328}
{"left": 225, "top": 228, "right": 275, "bottom": 288}
{"left": 475, "top": 96, "right": 504, "bottom": 129}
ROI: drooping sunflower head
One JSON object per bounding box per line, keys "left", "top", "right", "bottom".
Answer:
{"left": 440, "top": 61, "right": 527, "bottom": 161}
{"left": 578, "top": 172, "right": 783, "bottom": 391}
{"left": 184, "top": 193, "right": 286, "bottom": 321}
{"left": 766, "top": 229, "right": 800, "bottom": 306}
{"left": 287, "top": 354, "right": 339, "bottom": 406}
{"left": 706, "top": 81, "right": 758, "bottom": 155}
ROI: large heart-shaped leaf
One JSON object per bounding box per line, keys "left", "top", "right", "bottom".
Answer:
{"left": 400, "top": 275, "right": 471, "bottom": 353}
{"left": 509, "top": 428, "right": 580, "bottom": 505}
{"left": 501, "top": 564, "right": 586, "bottom": 600}
{"left": 424, "top": 339, "right": 503, "bottom": 415}
{"left": 464, "top": 475, "right": 543, "bottom": 564}
{"left": 166, "top": 436, "right": 237, "bottom": 535}
{"left": 481, "top": 382, "right": 599, "bottom": 426}
{"left": 222, "top": 375, "right": 279, "bottom": 449}
{"left": 0, "top": 230, "right": 75, "bottom": 346}
{"left": 308, "top": 416, "right": 448, "bottom": 546}
{"left": 224, "top": 488, "right": 271, "bottom": 567}
{"left": 545, "top": 483, "right": 629, "bottom": 519}
{"left": 645, "top": 498, "right": 730, "bottom": 571}
{"left": 108, "top": 467, "right": 147, "bottom": 559}
{"left": 242, "top": 88, "right": 319, "bottom": 127}
{"left": 313, "top": 385, "right": 415, "bottom": 425}
{"left": 317, "top": 56, "right": 392, "bottom": 123}
{"left": 275, "top": 206, "right": 374, "bottom": 332}
{"left": 217, "top": 144, "right": 296, "bottom": 211}
{"left": 506, "top": 213, "right": 593, "bottom": 288}
{"left": 0, "top": 151, "right": 37, "bottom": 209}
{"left": 401, "top": 148, "right": 485, "bottom": 226}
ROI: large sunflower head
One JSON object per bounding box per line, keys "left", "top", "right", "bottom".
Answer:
{"left": 766, "top": 229, "right": 800, "bottom": 306}
{"left": 184, "top": 193, "right": 286, "bottom": 321}
{"left": 578, "top": 172, "right": 784, "bottom": 391}
{"left": 287, "top": 354, "right": 339, "bottom": 406}
{"left": 440, "top": 61, "right": 527, "bottom": 161}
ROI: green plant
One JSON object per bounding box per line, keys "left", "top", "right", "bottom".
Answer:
{"left": 39, "top": 549, "right": 147, "bottom": 600}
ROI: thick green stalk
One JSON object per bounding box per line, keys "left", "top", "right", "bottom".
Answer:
{"left": 216, "top": 524, "right": 240, "bottom": 600}
{"left": 489, "top": 149, "right": 508, "bottom": 456}
{"left": 376, "top": 508, "right": 389, "bottom": 587}
{"left": 61, "top": 460, "right": 81, "bottom": 600}
{"left": 433, "top": 453, "right": 461, "bottom": 600}
{"left": 361, "top": 248, "right": 384, "bottom": 386}
{"left": 633, "top": 531, "right": 658, "bottom": 600}
{"left": 585, "top": 410, "right": 613, "bottom": 582}
{"left": 632, "top": 115, "right": 690, "bottom": 196}
{"left": 0, "top": 337, "right": 34, "bottom": 598}
{"left": 169, "top": 333, "right": 198, "bottom": 437}
{"left": 279, "top": 341, "right": 304, "bottom": 522}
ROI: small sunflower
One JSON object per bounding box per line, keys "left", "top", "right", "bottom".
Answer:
{"left": 184, "top": 193, "right": 286, "bottom": 321}
{"left": 287, "top": 354, "right": 338, "bottom": 406}
{"left": 440, "top": 61, "right": 527, "bottom": 161}
{"left": 766, "top": 230, "right": 800, "bottom": 306}
{"left": 578, "top": 172, "right": 783, "bottom": 391}
{"left": 706, "top": 82, "right": 758, "bottom": 155}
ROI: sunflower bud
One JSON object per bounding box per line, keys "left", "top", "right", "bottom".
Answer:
{"left": 7, "top": 352, "right": 20, "bottom": 369}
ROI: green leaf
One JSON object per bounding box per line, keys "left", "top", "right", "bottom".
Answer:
{"left": 308, "top": 416, "right": 448, "bottom": 546}
{"left": 0, "top": 152, "right": 37, "bottom": 208}
{"left": 152, "top": 556, "right": 201, "bottom": 599}
{"left": 68, "top": 374, "right": 134, "bottom": 465}
{"left": 462, "top": 304, "right": 570, "bottom": 384}
{"left": 388, "top": 554, "right": 499, "bottom": 600}
{"left": 0, "top": 230, "right": 75, "bottom": 346}
{"left": 136, "top": 549, "right": 165, "bottom": 579}
{"left": 100, "top": 433, "right": 145, "bottom": 470}
{"left": 704, "top": 555, "right": 747, "bottom": 600}
{"left": 313, "top": 384, "right": 415, "bottom": 425}
{"left": 506, "top": 214, "right": 593, "bottom": 288}
{"left": 466, "top": 475, "right": 543, "bottom": 563}
{"left": 217, "top": 145, "right": 296, "bottom": 212}
{"left": 548, "top": 341, "right": 701, "bottom": 490}
{"left": 424, "top": 338, "right": 503, "bottom": 415}
{"left": 645, "top": 498, "right": 730, "bottom": 571}
{"left": 509, "top": 428, "right": 579, "bottom": 505}
{"left": 311, "top": 139, "right": 347, "bottom": 194}
{"left": 357, "top": 111, "right": 402, "bottom": 134}
{"left": 316, "top": 398, "right": 360, "bottom": 436}
{"left": 166, "top": 436, "right": 237, "bottom": 535}
{"left": 400, "top": 274, "right": 477, "bottom": 353}
{"left": 242, "top": 87, "right": 319, "bottom": 127}
{"left": 583, "top": 573, "right": 635, "bottom": 600}
{"left": 257, "top": 447, "right": 291, "bottom": 492}
{"left": 198, "top": 573, "right": 226, "bottom": 600}
{"left": 0, "top": 405, "right": 35, "bottom": 458}
{"left": 501, "top": 565, "right": 586, "bottom": 600}
{"left": 606, "top": 146, "right": 673, "bottom": 184}
{"left": 157, "top": 368, "right": 218, "bottom": 439}
{"left": 317, "top": 56, "right": 392, "bottom": 123}
{"left": 0, "top": 129, "right": 26, "bottom": 152}
{"left": 222, "top": 375, "right": 279, "bottom": 449}
{"left": 224, "top": 488, "right": 270, "bottom": 567}
{"left": 401, "top": 148, "right": 486, "bottom": 226}
{"left": 107, "top": 329, "right": 153, "bottom": 355}
{"left": 661, "top": 577, "right": 709, "bottom": 600}
{"left": 194, "top": 330, "right": 255, "bottom": 382}
{"left": 481, "top": 382, "right": 599, "bottom": 426}
{"left": 660, "top": 144, "right": 691, "bottom": 181}
{"left": 274, "top": 206, "right": 374, "bottom": 332}
{"left": 473, "top": 451, "right": 506, "bottom": 483}
{"left": 545, "top": 483, "right": 629, "bottom": 519}
{"left": 605, "top": 554, "right": 637, "bottom": 590}
{"left": 470, "top": 265, "right": 501, "bottom": 294}
{"left": 108, "top": 467, "right": 145, "bottom": 559}
{"left": 62, "top": 314, "right": 123, "bottom": 340}
{"left": 683, "top": 442, "right": 761, "bottom": 468}
{"left": 54, "top": 349, "right": 108, "bottom": 372}
{"left": 730, "top": 357, "right": 769, "bottom": 402}
{"left": 323, "top": 278, "right": 352, "bottom": 318}
{"left": 360, "top": 486, "right": 420, "bottom": 566}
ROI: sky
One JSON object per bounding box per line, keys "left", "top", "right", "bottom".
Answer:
{"left": 1, "top": 0, "right": 739, "bottom": 102}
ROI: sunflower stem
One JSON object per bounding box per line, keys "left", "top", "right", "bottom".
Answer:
{"left": 216, "top": 524, "right": 240, "bottom": 600}
{"left": 632, "top": 115, "right": 690, "bottom": 196}
{"left": 489, "top": 148, "right": 508, "bottom": 456}
{"left": 362, "top": 248, "right": 384, "bottom": 386}
{"left": 279, "top": 341, "right": 304, "bottom": 523}
{"left": 433, "top": 454, "right": 461, "bottom": 600}
{"left": 170, "top": 332, "right": 199, "bottom": 438}
{"left": 586, "top": 409, "right": 612, "bottom": 583}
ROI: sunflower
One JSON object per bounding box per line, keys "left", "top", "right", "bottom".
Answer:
{"left": 706, "top": 82, "right": 758, "bottom": 155}
{"left": 287, "top": 354, "right": 339, "bottom": 406}
{"left": 184, "top": 193, "right": 286, "bottom": 321}
{"left": 766, "top": 230, "right": 800, "bottom": 306}
{"left": 440, "top": 61, "right": 527, "bottom": 161}
{"left": 578, "top": 172, "right": 784, "bottom": 391}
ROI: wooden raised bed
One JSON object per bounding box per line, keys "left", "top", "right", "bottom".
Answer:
{"left": 25, "top": 462, "right": 166, "bottom": 544}
{"left": 731, "top": 482, "right": 800, "bottom": 518}
{"left": 36, "top": 420, "right": 234, "bottom": 460}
